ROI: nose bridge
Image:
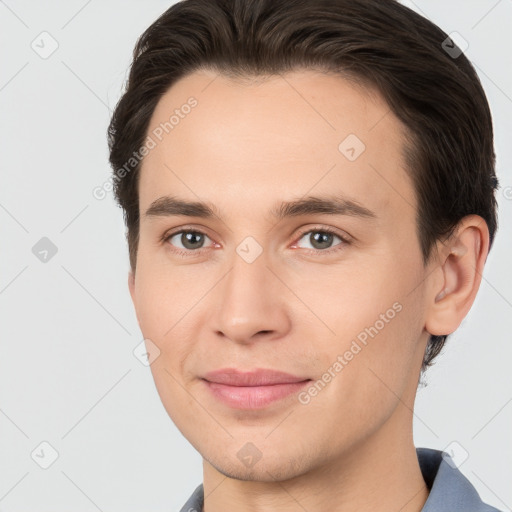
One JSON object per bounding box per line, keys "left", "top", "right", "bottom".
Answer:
{"left": 212, "top": 245, "right": 288, "bottom": 342}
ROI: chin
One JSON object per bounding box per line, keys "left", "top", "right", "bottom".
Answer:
{"left": 202, "top": 441, "right": 316, "bottom": 483}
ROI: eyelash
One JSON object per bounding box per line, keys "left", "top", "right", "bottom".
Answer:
{"left": 162, "top": 226, "right": 351, "bottom": 258}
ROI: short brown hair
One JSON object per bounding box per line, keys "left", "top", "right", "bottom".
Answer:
{"left": 107, "top": 0, "right": 499, "bottom": 371}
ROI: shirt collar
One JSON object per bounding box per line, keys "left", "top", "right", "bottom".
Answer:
{"left": 417, "top": 447, "right": 499, "bottom": 511}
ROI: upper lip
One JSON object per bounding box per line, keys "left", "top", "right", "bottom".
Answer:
{"left": 202, "top": 368, "right": 310, "bottom": 386}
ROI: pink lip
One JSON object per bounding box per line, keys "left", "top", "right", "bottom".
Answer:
{"left": 202, "top": 368, "right": 311, "bottom": 409}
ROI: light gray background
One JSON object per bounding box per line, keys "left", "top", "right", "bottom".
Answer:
{"left": 1, "top": 1, "right": 511, "bottom": 511}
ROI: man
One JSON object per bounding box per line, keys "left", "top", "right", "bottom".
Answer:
{"left": 107, "top": 0, "right": 501, "bottom": 510}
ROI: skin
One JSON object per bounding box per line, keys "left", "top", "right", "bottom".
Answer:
{"left": 128, "top": 69, "right": 489, "bottom": 512}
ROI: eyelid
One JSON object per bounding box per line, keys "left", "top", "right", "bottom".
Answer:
{"left": 293, "top": 225, "right": 353, "bottom": 244}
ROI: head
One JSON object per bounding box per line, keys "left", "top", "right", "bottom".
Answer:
{"left": 108, "top": 0, "right": 499, "bottom": 482}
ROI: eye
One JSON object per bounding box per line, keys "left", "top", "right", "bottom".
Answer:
{"left": 293, "top": 227, "right": 349, "bottom": 253}
{"left": 165, "top": 229, "right": 215, "bottom": 253}
{"left": 162, "top": 226, "right": 350, "bottom": 257}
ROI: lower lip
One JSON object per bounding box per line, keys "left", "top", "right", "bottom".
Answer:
{"left": 203, "top": 379, "right": 311, "bottom": 409}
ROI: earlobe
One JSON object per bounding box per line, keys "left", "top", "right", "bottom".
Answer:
{"left": 425, "top": 215, "right": 489, "bottom": 337}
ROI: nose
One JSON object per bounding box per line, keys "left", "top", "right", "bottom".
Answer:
{"left": 211, "top": 249, "right": 292, "bottom": 345}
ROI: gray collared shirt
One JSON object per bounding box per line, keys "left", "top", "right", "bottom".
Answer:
{"left": 179, "top": 447, "right": 502, "bottom": 511}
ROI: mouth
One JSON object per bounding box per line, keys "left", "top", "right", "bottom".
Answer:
{"left": 201, "top": 368, "right": 312, "bottom": 409}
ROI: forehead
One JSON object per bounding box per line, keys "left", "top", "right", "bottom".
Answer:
{"left": 139, "top": 69, "right": 415, "bottom": 224}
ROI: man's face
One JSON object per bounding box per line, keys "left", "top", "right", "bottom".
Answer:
{"left": 129, "top": 69, "right": 432, "bottom": 480}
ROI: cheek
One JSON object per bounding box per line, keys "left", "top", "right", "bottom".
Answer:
{"left": 134, "top": 255, "right": 198, "bottom": 336}
{"left": 288, "top": 258, "right": 400, "bottom": 340}
{"left": 302, "top": 297, "right": 424, "bottom": 451}
{"left": 132, "top": 260, "right": 213, "bottom": 386}
{"left": 306, "top": 252, "right": 425, "bottom": 393}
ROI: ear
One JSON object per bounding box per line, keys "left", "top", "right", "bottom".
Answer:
{"left": 425, "top": 215, "right": 490, "bottom": 337}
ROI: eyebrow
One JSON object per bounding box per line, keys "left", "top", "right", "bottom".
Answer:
{"left": 143, "top": 195, "right": 377, "bottom": 221}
